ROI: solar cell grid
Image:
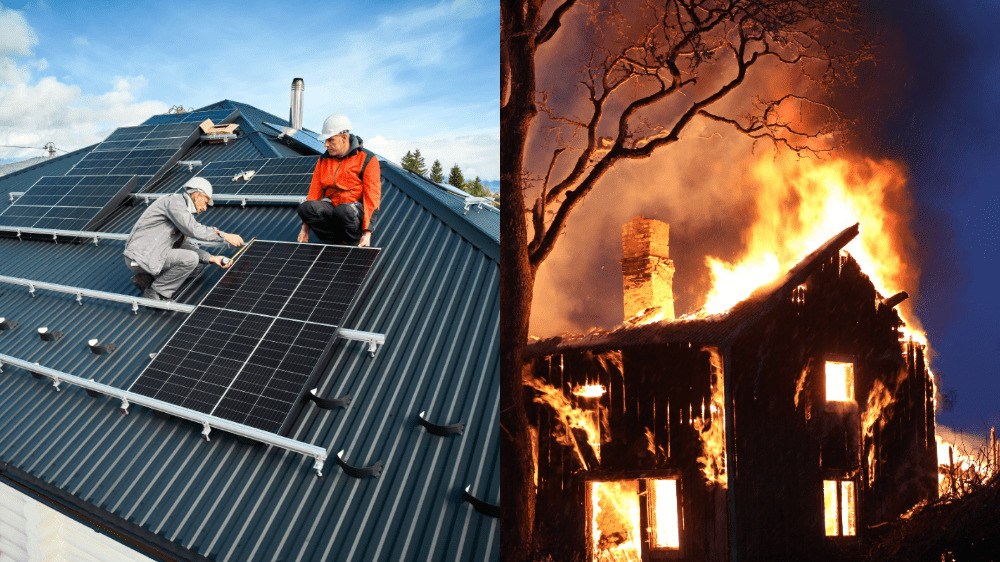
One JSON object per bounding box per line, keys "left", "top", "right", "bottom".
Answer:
{"left": 0, "top": 174, "right": 136, "bottom": 231}
{"left": 196, "top": 156, "right": 317, "bottom": 196}
{"left": 141, "top": 109, "right": 236, "bottom": 125}
{"left": 130, "top": 240, "right": 380, "bottom": 434}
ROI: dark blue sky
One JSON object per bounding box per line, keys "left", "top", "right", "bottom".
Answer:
{"left": 858, "top": 0, "right": 1000, "bottom": 435}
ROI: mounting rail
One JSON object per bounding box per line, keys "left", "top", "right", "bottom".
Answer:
{"left": 0, "top": 275, "right": 195, "bottom": 313}
{"left": 0, "top": 353, "right": 328, "bottom": 476}
{"left": 0, "top": 226, "right": 225, "bottom": 247}
{"left": 135, "top": 193, "right": 306, "bottom": 206}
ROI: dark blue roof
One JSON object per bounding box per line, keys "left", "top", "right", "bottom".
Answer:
{"left": 0, "top": 103, "right": 498, "bottom": 561}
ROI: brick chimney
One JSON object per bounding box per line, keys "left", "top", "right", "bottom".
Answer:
{"left": 621, "top": 216, "right": 675, "bottom": 321}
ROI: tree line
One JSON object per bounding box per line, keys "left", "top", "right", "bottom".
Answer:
{"left": 399, "top": 149, "right": 495, "bottom": 200}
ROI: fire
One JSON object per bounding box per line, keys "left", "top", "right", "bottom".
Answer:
{"left": 700, "top": 152, "right": 924, "bottom": 342}
{"left": 574, "top": 384, "right": 607, "bottom": 398}
{"left": 589, "top": 480, "right": 642, "bottom": 561}
{"left": 935, "top": 428, "right": 996, "bottom": 496}
{"left": 525, "top": 374, "right": 604, "bottom": 467}
{"left": 693, "top": 348, "right": 727, "bottom": 485}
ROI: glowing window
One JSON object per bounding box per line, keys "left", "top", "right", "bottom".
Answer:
{"left": 825, "top": 361, "right": 855, "bottom": 402}
{"left": 586, "top": 477, "right": 681, "bottom": 560}
{"left": 823, "top": 479, "right": 856, "bottom": 537}
{"left": 649, "top": 479, "right": 680, "bottom": 549}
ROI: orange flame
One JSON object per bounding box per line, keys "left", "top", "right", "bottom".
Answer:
{"left": 693, "top": 348, "right": 728, "bottom": 486}
{"left": 526, "top": 374, "right": 604, "bottom": 467}
{"left": 573, "top": 384, "right": 607, "bottom": 398}
{"left": 589, "top": 480, "right": 642, "bottom": 561}
{"left": 699, "top": 152, "right": 924, "bottom": 343}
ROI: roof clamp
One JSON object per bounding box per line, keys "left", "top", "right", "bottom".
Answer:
{"left": 306, "top": 388, "right": 351, "bottom": 410}
{"left": 241, "top": 198, "right": 247, "bottom": 208}
{"left": 28, "top": 283, "right": 35, "bottom": 297}
{"left": 335, "top": 450, "right": 384, "bottom": 479}
{"left": 462, "top": 485, "right": 499, "bottom": 518}
{"left": 76, "top": 291, "right": 83, "bottom": 305}
{"left": 52, "top": 232, "right": 58, "bottom": 242}
{"left": 417, "top": 411, "right": 466, "bottom": 437}
{"left": 131, "top": 300, "right": 139, "bottom": 314}
{"left": 201, "top": 422, "right": 212, "bottom": 442}
{"left": 313, "top": 454, "right": 326, "bottom": 478}
{"left": 15, "top": 229, "right": 21, "bottom": 241}
{"left": 92, "top": 235, "right": 100, "bottom": 246}
{"left": 50, "top": 376, "right": 61, "bottom": 392}
{"left": 119, "top": 397, "right": 130, "bottom": 415}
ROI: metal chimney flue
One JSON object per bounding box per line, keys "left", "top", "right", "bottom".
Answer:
{"left": 290, "top": 78, "right": 304, "bottom": 130}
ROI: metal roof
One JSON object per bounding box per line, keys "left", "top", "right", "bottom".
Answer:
{"left": 0, "top": 102, "right": 498, "bottom": 561}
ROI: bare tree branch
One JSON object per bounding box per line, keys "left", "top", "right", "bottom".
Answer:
{"left": 537, "top": 0, "right": 578, "bottom": 45}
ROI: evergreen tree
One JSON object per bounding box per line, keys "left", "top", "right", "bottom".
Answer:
{"left": 465, "top": 176, "right": 490, "bottom": 197}
{"left": 411, "top": 149, "right": 428, "bottom": 176}
{"left": 448, "top": 164, "right": 465, "bottom": 189}
{"left": 429, "top": 159, "right": 445, "bottom": 183}
{"left": 400, "top": 150, "right": 415, "bottom": 172}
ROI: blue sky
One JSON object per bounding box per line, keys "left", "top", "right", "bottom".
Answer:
{"left": 0, "top": 0, "right": 499, "bottom": 179}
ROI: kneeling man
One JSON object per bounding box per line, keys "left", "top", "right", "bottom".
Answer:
{"left": 124, "top": 177, "right": 244, "bottom": 301}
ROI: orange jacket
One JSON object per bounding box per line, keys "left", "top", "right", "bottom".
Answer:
{"left": 306, "top": 140, "right": 381, "bottom": 230}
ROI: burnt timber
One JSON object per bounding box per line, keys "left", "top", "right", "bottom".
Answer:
{"left": 525, "top": 224, "right": 937, "bottom": 561}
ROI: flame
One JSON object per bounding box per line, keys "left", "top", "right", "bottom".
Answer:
{"left": 693, "top": 348, "right": 728, "bottom": 485}
{"left": 936, "top": 429, "right": 996, "bottom": 496}
{"left": 525, "top": 374, "right": 604, "bottom": 466}
{"left": 862, "top": 378, "right": 894, "bottom": 484}
{"left": 649, "top": 479, "right": 680, "bottom": 549}
{"left": 589, "top": 480, "right": 642, "bottom": 561}
{"left": 699, "top": 152, "right": 924, "bottom": 343}
{"left": 574, "top": 384, "right": 607, "bottom": 398}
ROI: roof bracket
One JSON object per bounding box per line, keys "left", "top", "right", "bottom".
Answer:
{"left": 417, "top": 411, "right": 465, "bottom": 437}
{"left": 28, "top": 283, "right": 35, "bottom": 297}
{"left": 50, "top": 376, "right": 61, "bottom": 392}
{"left": 92, "top": 235, "right": 100, "bottom": 246}
{"left": 306, "top": 389, "right": 351, "bottom": 410}
{"left": 76, "top": 291, "right": 83, "bottom": 305}
{"left": 336, "top": 450, "right": 383, "bottom": 479}
{"left": 462, "top": 485, "right": 499, "bottom": 518}
{"left": 202, "top": 422, "right": 212, "bottom": 441}
{"left": 241, "top": 198, "right": 247, "bottom": 208}
{"left": 132, "top": 300, "right": 139, "bottom": 314}
{"left": 337, "top": 328, "right": 386, "bottom": 358}
{"left": 37, "top": 327, "right": 62, "bottom": 341}
{"left": 119, "top": 397, "right": 130, "bottom": 415}
{"left": 313, "top": 455, "right": 325, "bottom": 478}
{"left": 88, "top": 339, "right": 117, "bottom": 355}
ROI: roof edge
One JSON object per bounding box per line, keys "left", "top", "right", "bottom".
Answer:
{"left": 381, "top": 164, "right": 499, "bottom": 261}
{"left": 0, "top": 463, "right": 209, "bottom": 562}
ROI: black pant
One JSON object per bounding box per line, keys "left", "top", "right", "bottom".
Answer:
{"left": 297, "top": 200, "right": 363, "bottom": 245}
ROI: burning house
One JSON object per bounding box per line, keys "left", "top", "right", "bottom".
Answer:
{"left": 525, "top": 218, "right": 937, "bottom": 561}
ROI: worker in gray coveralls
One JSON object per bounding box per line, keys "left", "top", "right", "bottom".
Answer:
{"left": 124, "top": 177, "right": 244, "bottom": 301}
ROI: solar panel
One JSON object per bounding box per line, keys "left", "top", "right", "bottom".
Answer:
{"left": 141, "top": 109, "right": 238, "bottom": 125}
{"left": 129, "top": 240, "right": 380, "bottom": 433}
{"left": 195, "top": 156, "right": 317, "bottom": 196}
{"left": 262, "top": 122, "right": 326, "bottom": 154}
{"left": 0, "top": 175, "right": 137, "bottom": 231}
{"left": 66, "top": 122, "right": 204, "bottom": 188}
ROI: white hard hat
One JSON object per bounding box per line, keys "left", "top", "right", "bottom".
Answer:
{"left": 316, "top": 113, "right": 352, "bottom": 141}
{"left": 183, "top": 177, "right": 214, "bottom": 205}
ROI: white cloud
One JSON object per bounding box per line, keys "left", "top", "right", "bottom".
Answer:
{"left": 72, "top": 36, "right": 89, "bottom": 46}
{"left": 0, "top": 10, "right": 168, "bottom": 161}
{"left": 0, "top": 6, "right": 37, "bottom": 56}
{"left": 366, "top": 129, "right": 499, "bottom": 180}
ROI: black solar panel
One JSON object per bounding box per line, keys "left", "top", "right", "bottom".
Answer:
{"left": 130, "top": 240, "right": 380, "bottom": 433}
{"left": 66, "top": 122, "right": 203, "bottom": 188}
{"left": 196, "top": 156, "right": 317, "bottom": 196}
{"left": 141, "top": 109, "right": 237, "bottom": 125}
{"left": 0, "top": 175, "right": 137, "bottom": 231}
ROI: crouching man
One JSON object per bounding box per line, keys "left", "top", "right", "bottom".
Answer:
{"left": 296, "top": 113, "right": 381, "bottom": 246}
{"left": 124, "top": 177, "right": 244, "bottom": 301}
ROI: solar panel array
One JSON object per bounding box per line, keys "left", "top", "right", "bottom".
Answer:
{"left": 195, "top": 156, "right": 318, "bottom": 196}
{"left": 141, "top": 109, "right": 237, "bottom": 125}
{"left": 66, "top": 122, "right": 203, "bottom": 187}
{"left": 130, "top": 241, "right": 380, "bottom": 433}
{"left": 0, "top": 175, "right": 137, "bottom": 231}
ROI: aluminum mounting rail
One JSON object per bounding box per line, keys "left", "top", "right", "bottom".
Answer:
{"left": 0, "top": 275, "right": 195, "bottom": 313}
{"left": 338, "top": 328, "right": 386, "bottom": 357}
{"left": 462, "top": 197, "right": 496, "bottom": 214}
{"left": 0, "top": 353, "right": 328, "bottom": 476}
{"left": 0, "top": 226, "right": 128, "bottom": 245}
{"left": 135, "top": 193, "right": 306, "bottom": 206}
{"left": 0, "top": 225, "right": 225, "bottom": 247}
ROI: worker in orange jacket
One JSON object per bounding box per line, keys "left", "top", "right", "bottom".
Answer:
{"left": 297, "top": 113, "right": 381, "bottom": 246}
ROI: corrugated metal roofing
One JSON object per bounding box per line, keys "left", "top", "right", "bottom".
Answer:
{"left": 0, "top": 102, "right": 498, "bottom": 561}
